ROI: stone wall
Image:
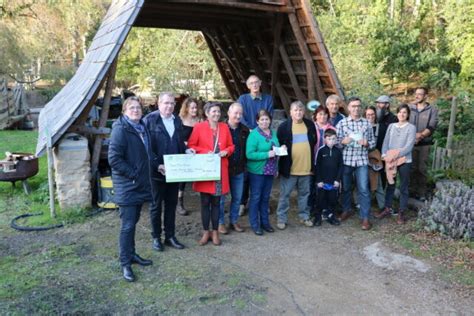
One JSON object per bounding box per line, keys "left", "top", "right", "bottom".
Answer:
{"left": 53, "top": 133, "right": 91, "bottom": 210}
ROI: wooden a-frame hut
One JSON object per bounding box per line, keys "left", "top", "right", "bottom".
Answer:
{"left": 36, "top": 0, "right": 344, "bottom": 175}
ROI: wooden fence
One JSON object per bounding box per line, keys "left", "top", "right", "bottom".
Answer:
{"left": 432, "top": 140, "right": 474, "bottom": 170}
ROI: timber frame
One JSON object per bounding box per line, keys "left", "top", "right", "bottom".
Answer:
{"left": 36, "top": 0, "right": 344, "bottom": 172}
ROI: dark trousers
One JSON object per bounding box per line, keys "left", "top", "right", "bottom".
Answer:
{"left": 119, "top": 204, "right": 142, "bottom": 267}
{"left": 150, "top": 180, "right": 179, "bottom": 240}
{"left": 179, "top": 182, "right": 186, "bottom": 191}
{"left": 200, "top": 193, "right": 220, "bottom": 231}
{"left": 308, "top": 175, "right": 317, "bottom": 216}
{"left": 240, "top": 171, "right": 250, "bottom": 206}
{"left": 386, "top": 162, "right": 411, "bottom": 210}
{"left": 316, "top": 188, "right": 338, "bottom": 214}
{"left": 410, "top": 145, "right": 430, "bottom": 197}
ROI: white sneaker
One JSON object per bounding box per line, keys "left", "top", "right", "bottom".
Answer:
{"left": 277, "top": 222, "right": 286, "bottom": 230}
{"left": 300, "top": 219, "right": 314, "bottom": 227}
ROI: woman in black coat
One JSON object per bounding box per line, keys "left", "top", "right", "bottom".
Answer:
{"left": 108, "top": 96, "right": 153, "bottom": 282}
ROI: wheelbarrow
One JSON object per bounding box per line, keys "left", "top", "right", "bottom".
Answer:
{"left": 0, "top": 152, "right": 39, "bottom": 194}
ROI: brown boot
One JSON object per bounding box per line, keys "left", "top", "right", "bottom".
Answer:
{"left": 218, "top": 224, "right": 228, "bottom": 234}
{"left": 374, "top": 207, "right": 391, "bottom": 219}
{"left": 198, "top": 231, "right": 210, "bottom": 246}
{"left": 397, "top": 210, "right": 406, "bottom": 225}
{"left": 361, "top": 219, "right": 372, "bottom": 230}
{"left": 211, "top": 230, "right": 221, "bottom": 246}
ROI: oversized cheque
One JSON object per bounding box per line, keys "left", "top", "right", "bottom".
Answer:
{"left": 163, "top": 154, "right": 221, "bottom": 183}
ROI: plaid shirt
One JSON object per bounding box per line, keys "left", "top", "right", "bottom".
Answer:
{"left": 336, "top": 116, "right": 375, "bottom": 167}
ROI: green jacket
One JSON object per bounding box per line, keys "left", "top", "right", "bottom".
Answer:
{"left": 246, "top": 128, "right": 280, "bottom": 175}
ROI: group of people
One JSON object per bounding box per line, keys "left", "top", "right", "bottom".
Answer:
{"left": 108, "top": 75, "right": 438, "bottom": 282}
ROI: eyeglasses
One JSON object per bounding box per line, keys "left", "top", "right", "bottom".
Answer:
{"left": 128, "top": 106, "right": 142, "bottom": 111}
{"left": 162, "top": 102, "right": 176, "bottom": 106}
{"left": 248, "top": 81, "right": 261, "bottom": 86}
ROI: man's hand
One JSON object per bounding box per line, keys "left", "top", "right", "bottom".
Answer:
{"left": 158, "top": 164, "right": 166, "bottom": 176}
{"left": 358, "top": 139, "right": 368, "bottom": 147}
{"left": 317, "top": 182, "right": 324, "bottom": 188}
{"left": 342, "top": 137, "right": 353, "bottom": 145}
{"left": 334, "top": 181, "right": 340, "bottom": 188}
{"left": 415, "top": 132, "right": 424, "bottom": 144}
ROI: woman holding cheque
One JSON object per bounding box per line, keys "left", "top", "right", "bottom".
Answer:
{"left": 108, "top": 96, "right": 153, "bottom": 282}
{"left": 188, "top": 102, "right": 234, "bottom": 246}
{"left": 246, "top": 109, "right": 286, "bottom": 235}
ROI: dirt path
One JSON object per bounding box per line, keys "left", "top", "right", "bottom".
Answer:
{"left": 1, "top": 188, "right": 472, "bottom": 314}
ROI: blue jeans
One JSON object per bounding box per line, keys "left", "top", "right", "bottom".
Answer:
{"left": 219, "top": 172, "right": 245, "bottom": 225}
{"left": 276, "top": 175, "right": 311, "bottom": 224}
{"left": 342, "top": 165, "right": 370, "bottom": 219}
{"left": 119, "top": 204, "right": 142, "bottom": 267}
{"left": 385, "top": 162, "right": 411, "bottom": 210}
{"left": 248, "top": 172, "right": 274, "bottom": 231}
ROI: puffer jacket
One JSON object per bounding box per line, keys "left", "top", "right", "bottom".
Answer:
{"left": 108, "top": 116, "right": 152, "bottom": 206}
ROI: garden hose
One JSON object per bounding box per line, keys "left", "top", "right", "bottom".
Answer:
{"left": 10, "top": 212, "right": 64, "bottom": 232}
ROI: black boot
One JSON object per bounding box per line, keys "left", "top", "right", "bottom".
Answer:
{"left": 313, "top": 212, "right": 322, "bottom": 226}
{"left": 122, "top": 265, "right": 135, "bottom": 282}
{"left": 177, "top": 196, "right": 189, "bottom": 216}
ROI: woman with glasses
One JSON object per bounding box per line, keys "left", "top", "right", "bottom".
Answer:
{"left": 108, "top": 96, "right": 153, "bottom": 282}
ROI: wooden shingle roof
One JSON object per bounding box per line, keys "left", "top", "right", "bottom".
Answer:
{"left": 36, "top": 0, "right": 343, "bottom": 156}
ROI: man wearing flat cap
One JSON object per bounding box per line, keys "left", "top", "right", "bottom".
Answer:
{"left": 375, "top": 95, "right": 398, "bottom": 153}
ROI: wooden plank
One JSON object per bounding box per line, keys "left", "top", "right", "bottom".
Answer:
{"left": 253, "top": 26, "right": 291, "bottom": 112}
{"left": 209, "top": 30, "right": 245, "bottom": 80}
{"left": 296, "top": 0, "right": 344, "bottom": 99}
{"left": 270, "top": 14, "right": 285, "bottom": 99}
{"left": 154, "top": 0, "right": 295, "bottom": 13}
{"left": 279, "top": 44, "right": 306, "bottom": 101}
{"left": 287, "top": 11, "right": 325, "bottom": 103}
{"left": 68, "top": 125, "right": 111, "bottom": 135}
{"left": 203, "top": 32, "right": 239, "bottom": 99}
{"left": 91, "top": 59, "right": 117, "bottom": 180}
{"left": 238, "top": 26, "right": 271, "bottom": 93}
{"left": 221, "top": 26, "right": 249, "bottom": 85}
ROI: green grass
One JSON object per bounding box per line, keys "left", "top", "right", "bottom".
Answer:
{"left": 0, "top": 131, "right": 93, "bottom": 230}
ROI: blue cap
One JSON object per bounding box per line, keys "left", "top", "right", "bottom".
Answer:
{"left": 307, "top": 100, "right": 320, "bottom": 111}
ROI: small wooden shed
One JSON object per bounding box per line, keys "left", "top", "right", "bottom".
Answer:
{"left": 36, "top": 0, "right": 344, "bottom": 172}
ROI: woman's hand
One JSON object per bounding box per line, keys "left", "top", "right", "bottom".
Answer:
{"left": 219, "top": 150, "right": 228, "bottom": 157}
{"left": 317, "top": 182, "right": 324, "bottom": 188}
{"left": 268, "top": 150, "right": 276, "bottom": 158}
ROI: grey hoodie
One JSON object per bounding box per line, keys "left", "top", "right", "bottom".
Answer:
{"left": 409, "top": 103, "right": 439, "bottom": 146}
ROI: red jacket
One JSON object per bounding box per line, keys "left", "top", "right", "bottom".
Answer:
{"left": 188, "top": 121, "right": 235, "bottom": 195}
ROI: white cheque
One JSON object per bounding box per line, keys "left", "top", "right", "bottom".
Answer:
{"left": 163, "top": 154, "right": 221, "bottom": 183}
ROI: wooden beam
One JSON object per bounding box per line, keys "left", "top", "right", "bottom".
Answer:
{"left": 68, "top": 125, "right": 111, "bottom": 135}
{"left": 253, "top": 26, "right": 291, "bottom": 113}
{"left": 237, "top": 26, "right": 271, "bottom": 93}
{"left": 203, "top": 32, "right": 238, "bottom": 99}
{"left": 154, "top": 0, "right": 295, "bottom": 13}
{"left": 288, "top": 12, "right": 325, "bottom": 103}
{"left": 207, "top": 30, "right": 245, "bottom": 80}
{"left": 223, "top": 26, "right": 251, "bottom": 84}
{"left": 279, "top": 44, "right": 306, "bottom": 101}
{"left": 91, "top": 59, "right": 117, "bottom": 180}
{"left": 298, "top": 0, "right": 344, "bottom": 99}
{"left": 270, "top": 14, "right": 285, "bottom": 99}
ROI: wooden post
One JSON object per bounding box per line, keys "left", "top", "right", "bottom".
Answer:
{"left": 91, "top": 59, "right": 117, "bottom": 183}
{"left": 46, "top": 127, "right": 56, "bottom": 218}
{"left": 446, "top": 96, "right": 457, "bottom": 158}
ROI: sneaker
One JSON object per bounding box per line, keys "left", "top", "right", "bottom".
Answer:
{"left": 277, "top": 222, "right": 286, "bottom": 230}
{"left": 321, "top": 209, "right": 328, "bottom": 220}
{"left": 300, "top": 219, "right": 314, "bottom": 227}
{"left": 391, "top": 208, "right": 399, "bottom": 216}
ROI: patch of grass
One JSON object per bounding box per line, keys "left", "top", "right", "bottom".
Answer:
{"left": 383, "top": 221, "right": 474, "bottom": 288}
{"left": 233, "top": 298, "right": 247, "bottom": 310}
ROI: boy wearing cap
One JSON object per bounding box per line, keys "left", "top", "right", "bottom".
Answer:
{"left": 314, "top": 129, "right": 343, "bottom": 226}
